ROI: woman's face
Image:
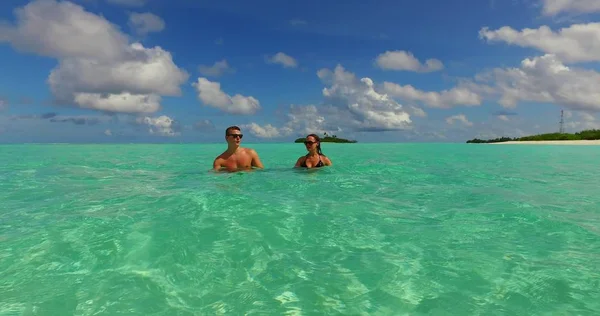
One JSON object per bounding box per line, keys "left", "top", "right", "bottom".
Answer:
{"left": 304, "top": 136, "right": 318, "bottom": 150}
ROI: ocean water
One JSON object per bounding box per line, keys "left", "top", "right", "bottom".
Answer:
{"left": 1, "top": 143, "right": 599, "bottom": 315}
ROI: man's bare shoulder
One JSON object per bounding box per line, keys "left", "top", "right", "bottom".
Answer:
{"left": 214, "top": 151, "right": 228, "bottom": 160}
{"left": 240, "top": 147, "right": 258, "bottom": 155}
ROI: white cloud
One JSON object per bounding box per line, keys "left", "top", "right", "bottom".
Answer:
{"left": 563, "top": 110, "right": 599, "bottom": 130}
{"left": 242, "top": 123, "right": 285, "bottom": 138}
{"left": 541, "top": 0, "right": 600, "bottom": 16}
{"left": 198, "top": 59, "right": 235, "bottom": 77}
{"left": 267, "top": 52, "right": 298, "bottom": 68}
{"left": 244, "top": 104, "right": 333, "bottom": 139}
{"left": 468, "top": 54, "right": 600, "bottom": 112}
{"left": 0, "top": 0, "right": 128, "bottom": 60}
{"left": 479, "top": 23, "right": 600, "bottom": 63}
{"left": 382, "top": 82, "right": 481, "bottom": 108}
{"left": 192, "top": 78, "right": 261, "bottom": 115}
{"left": 280, "top": 104, "right": 329, "bottom": 135}
{"left": 446, "top": 114, "right": 473, "bottom": 127}
{"left": 0, "top": 98, "right": 7, "bottom": 111}
{"left": 375, "top": 50, "right": 444, "bottom": 72}
{"left": 106, "top": 0, "right": 145, "bottom": 7}
{"left": 136, "top": 115, "right": 179, "bottom": 136}
{"left": 128, "top": 12, "right": 165, "bottom": 36}
{"left": 497, "top": 115, "right": 510, "bottom": 121}
{"left": 408, "top": 106, "right": 427, "bottom": 117}
{"left": 319, "top": 65, "right": 412, "bottom": 131}
{"left": 104, "top": 129, "right": 112, "bottom": 136}
{"left": 565, "top": 120, "right": 600, "bottom": 131}
{"left": 72, "top": 92, "right": 161, "bottom": 113}
{"left": 247, "top": 65, "right": 413, "bottom": 138}
{"left": 0, "top": 0, "right": 188, "bottom": 114}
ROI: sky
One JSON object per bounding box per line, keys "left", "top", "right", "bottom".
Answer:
{"left": 1, "top": 0, "right": 600, "bottom": 143}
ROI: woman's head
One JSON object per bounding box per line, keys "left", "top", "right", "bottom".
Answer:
{"left": 304, "top": 133, "right": 323, "bottom": 155}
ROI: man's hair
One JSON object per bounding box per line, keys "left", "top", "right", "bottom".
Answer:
{"left": 225, "top": 125, "right": 241, "bottom": 135}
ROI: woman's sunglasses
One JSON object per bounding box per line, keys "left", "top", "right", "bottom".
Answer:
{"left": 304, "top": 141, "right": 316, "bottom": 145}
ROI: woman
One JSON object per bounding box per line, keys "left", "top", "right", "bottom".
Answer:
{"left": 294, "top": 134, "right": 333, "bottom": 168}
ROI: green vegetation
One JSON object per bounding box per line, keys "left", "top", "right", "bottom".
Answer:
{"left": 294, "top": 132, "right": 357, "bottom": 143}
{"left": 466, "top": 129, "right": 600, "bottom": 143}
{"left": 466, "top": 137, "right": 516, "bottom": 143}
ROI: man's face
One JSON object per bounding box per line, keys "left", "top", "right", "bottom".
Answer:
{"left": 226, "top": 130, "right": 243, "bottom": 145}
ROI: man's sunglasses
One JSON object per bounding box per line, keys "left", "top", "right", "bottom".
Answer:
{"left": 227, "top": 133, "right": 243, "bottom": 139}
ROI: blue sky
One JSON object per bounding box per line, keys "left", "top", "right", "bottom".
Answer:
{"left": 1, "top": 0, "right": 600, "bottom": 143}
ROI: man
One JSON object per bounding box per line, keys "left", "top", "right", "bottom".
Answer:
{"left": 213, "top": 125, "right": 264, "bottom": 172}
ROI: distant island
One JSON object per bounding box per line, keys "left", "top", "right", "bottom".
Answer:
{"left": 294, "top": 133, "right": 357, "bottom": 143}
{"left": 466, "top": 129, "right": 600, "bottom": 143}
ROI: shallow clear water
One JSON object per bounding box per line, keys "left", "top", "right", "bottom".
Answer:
{"left": 1, "top": 143, "right": 599, "bottom": 315}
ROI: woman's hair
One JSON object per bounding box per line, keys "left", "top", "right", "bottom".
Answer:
{"left": 306, "top": 133, "right": 324, "bottom": 156}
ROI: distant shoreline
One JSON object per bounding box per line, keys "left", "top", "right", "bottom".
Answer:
{"left": 466, "top": 129, "right": 600, "bottom": 144}
{"left": 294, "top": 136, "right": 357, "bottom": 143}
{"left": 489, "top": 140, "right": 600, "bottom": 145}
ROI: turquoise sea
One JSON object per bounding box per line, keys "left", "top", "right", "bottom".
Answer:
{"left": 1, "top": 143, "right": 599, "bottom": 315}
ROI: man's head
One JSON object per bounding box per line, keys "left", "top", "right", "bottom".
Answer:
{"left": 225, "top": 125, "right": 243, "bottom": 146}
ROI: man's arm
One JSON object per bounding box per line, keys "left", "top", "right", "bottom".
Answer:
{"left": 250, "top": 149, "right": 264, "bottom": 169}
{"left": 213, "top": 158, "right": 222, "bottom": 171}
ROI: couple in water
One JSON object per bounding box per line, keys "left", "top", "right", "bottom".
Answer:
{"left": 213, "top": 126, "right": 333, "bottom": 172}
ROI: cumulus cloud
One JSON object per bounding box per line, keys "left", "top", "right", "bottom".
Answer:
{"left": 243, "top": 104, "right": 335, "bottom": 138}
{"left": 318, "top": 65, "right": 412, "bottom": 131}
{"left": 541, "top": 0, "right": 600, "bottom": 16}
{"left": 561, "top": 110, "right": 599, "bottom": 131}
{"left": 408, "top": 106, "right": 427, "bottom": 118}
{"left": 245, "top": 65, "right": 413, "bottom": 138}
{"left": 445, "top": 114, "right": 473, "bottom": 127}
{"left": 375, "top": 50, "right": 444, "bottom": 72}
{"left": 0, "top": 0, "right": 188, "bottom": 114}
{"left": 266, "top": 52, "right": 298, "bottom": 68}
{"left": 479, "top": 23, "right": 600, "bottom": 64}
{"left": 242, "top": 123, "right": 286, "bottom": 138}
{"left": 468, "top": 54, "right": 600, "bottom": 112}
{"left": 128, "top": 12, "right": 165, "bottom": 36}
{"left": 198, "top": 59, "right": 235, "bottom": 77}
{"left": 192, "top": 78, "right": 261, "bottom": 115}
{"left": 382, "top": 82, "right": 481, "bottom": 108}
{"left": 136, "top": 115, "right": 180, "bottom": 136}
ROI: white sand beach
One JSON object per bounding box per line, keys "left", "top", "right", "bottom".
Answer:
{"left": 490, "top": 140, "right": 600, "bottom": 145}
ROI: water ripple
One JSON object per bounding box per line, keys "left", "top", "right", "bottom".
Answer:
{"left": 1, "top": 143, "right": 599, "bottom": 315}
